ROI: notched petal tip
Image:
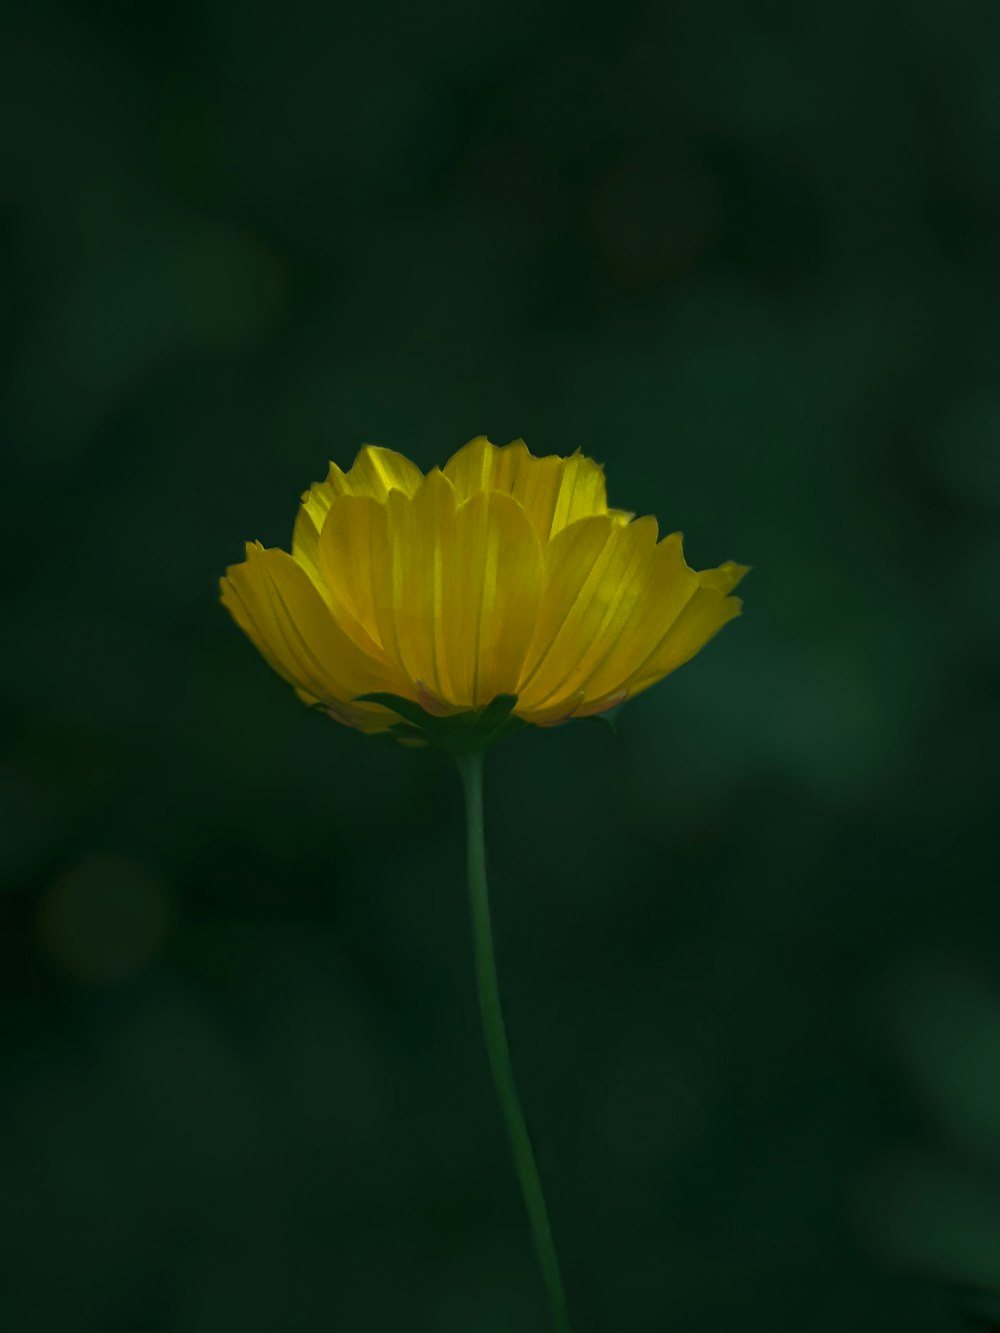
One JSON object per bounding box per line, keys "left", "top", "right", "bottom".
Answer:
{"left": 441, "top": 435, "right": 620, "bottom": 543}
{"left": 700, "top": 561, "right": 751, "bottom": 594}
{"left": 219, "top": 540, "right": 260, "bottom": 586}
{"left": 415, "top": 464, "right": 457, "bottom": 503}
{"left": 349, "top": 442, "right": 423, "bottom": 478}
{"left": 567, "top": 444, "right": 607, "bottom": 470}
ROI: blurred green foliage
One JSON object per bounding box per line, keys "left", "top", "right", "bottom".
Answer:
{"left": 2, "top": 0, "right": 999, "bottom": 1329}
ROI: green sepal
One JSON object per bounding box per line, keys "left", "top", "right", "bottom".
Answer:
{"left": 355, "top": 693, "right": 437, "bottom": 731}
{"left": 355, "top": 692, "right": 526, "bottom": 753}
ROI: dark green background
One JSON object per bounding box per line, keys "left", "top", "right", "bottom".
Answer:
{"left": 3, "top": 1, "right": 1000, "bottom": 1329}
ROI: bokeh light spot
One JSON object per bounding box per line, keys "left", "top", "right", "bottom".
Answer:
{"left": 37, "top": 855, "right": 171, "bottom": 985}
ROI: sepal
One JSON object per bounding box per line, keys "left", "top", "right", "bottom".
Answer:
{"left": 355, "top": 693, "right": 525, "bottom": 752}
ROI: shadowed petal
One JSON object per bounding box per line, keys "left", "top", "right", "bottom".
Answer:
{"left": 222, "top": 543, "right": 410, "bottom": 706}
{"left": 221, "top": 550, "right": 304, "bottom": 693}
{"left": 317, "top": 493, "right": 392, "bottom": 655}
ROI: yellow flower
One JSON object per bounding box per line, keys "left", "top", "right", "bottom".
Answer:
{"left": 220, "top": 437, "right": 747, "bottom": 736}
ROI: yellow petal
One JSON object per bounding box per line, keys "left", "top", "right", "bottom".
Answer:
{"left": 323, "top": 478, "right": 449, "bottom": 701}
{"left": 293, "top": 686, "right": 397, "bottom": 734}
{"left": 442, "top": 436, "right": 615, "bottom": 542}
{"left": 521, "top": 688, "right": 588, "bottom": 727}
{"left": 569, "top": 530, "right": 701, "bottom": 705}
{"left": 385, "top": 469, "right": 461, "bottom": 704}
{"left": 516, "top": 515, "right": 660, "bottom": 715}
{"left": 316, "top": 493, "right": 392, "bottom": 655}
{"left": 292, "top": 445, "right": 424, "bottom": 573}
{"left": 448, "top": 489, "right": 544, "bottom": 706}
{"left": 522, "top": 687, "right": 632, "bottom": 727}
{"left": 342, "top": 445, "right": 425, "bottom": 501}
{"left": 221, "top": 550, "right": 304, "bottom": 693}
{"left": 221, "top": 542, "right": 408, "bottom": 706}
{"left": 348, "top": 475, "right": 543, "bottom": 709}
{"left": 320, "top": 476, "right": 461, "bottom": 703}
{"left": 699, "top": 560, "right": 751, "bottom": 594}
{"left": 625, "top": 565, "right": 748, "bottom": 697}
{"left": 518, "top": 536, "right": 746, "bottom": 719}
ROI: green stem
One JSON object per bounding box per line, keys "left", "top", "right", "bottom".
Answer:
{"left": 455, "top": 748, "right": 571, "bottom": 1333}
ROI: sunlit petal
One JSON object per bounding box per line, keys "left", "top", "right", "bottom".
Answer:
{"left": 443, "top": 436, "right": 614, "bottom": 542}
{"left": 293, "top": 445, "right": 424, "bottom": 574}
{"left": 223, "top": 542, "right": 409, "bottom": 706}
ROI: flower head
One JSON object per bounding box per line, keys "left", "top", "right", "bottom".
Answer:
{"left": 221, "top": 437, "right": 747, "bottom": 740}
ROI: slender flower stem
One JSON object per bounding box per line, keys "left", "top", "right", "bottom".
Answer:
{"left": 455, "top": 748, "right": 571, "bottom": 1333}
